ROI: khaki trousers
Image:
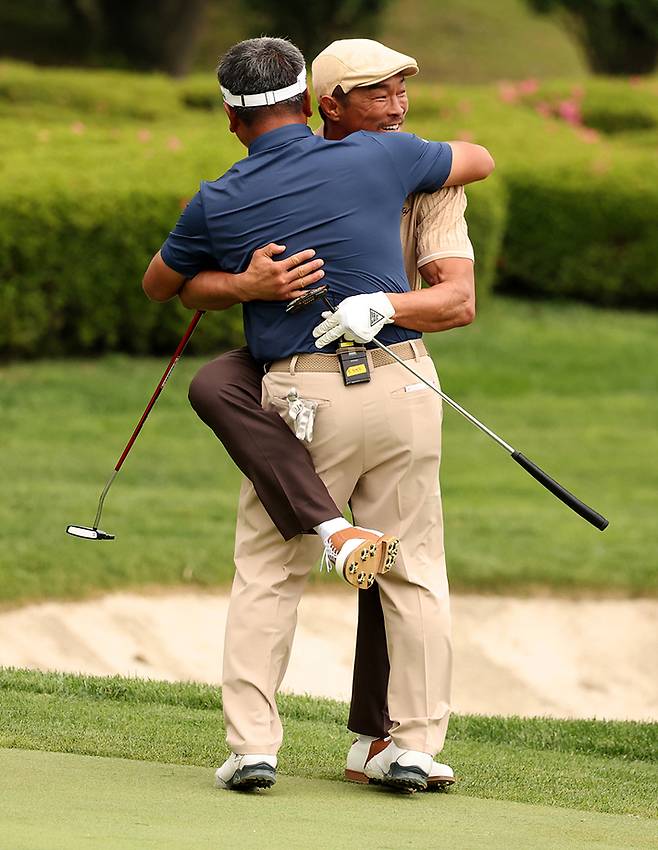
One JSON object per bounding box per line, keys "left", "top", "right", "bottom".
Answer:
{"left": 222, "top": 350, "right": 452, "bottom": 756}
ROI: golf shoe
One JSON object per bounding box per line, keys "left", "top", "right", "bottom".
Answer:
{"left": 346, "top": 736, "right": 455, "bottom": 793}
{"left": 322, "top": 527, "right": 399, "bottom": 589}
{"left": 215, "top": 753, "right": 277, "bottom": 791}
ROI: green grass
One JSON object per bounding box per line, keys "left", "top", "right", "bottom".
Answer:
{"left": 1, "top": 668, "right": 656, "bottom": 822}
{"left": 1, "top": 297, "right": 656, "bottom": 604}
{"left": 5, "top": 751, "right": 657, "bottom": 850}
{"left": 4, "top": 749, "right": 658, "bottom": 850}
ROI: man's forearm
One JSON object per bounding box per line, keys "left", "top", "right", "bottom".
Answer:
{"left": 179, "top": 270, "right": 248, "bottom": 311}
{"left": 387, "top": 262, "right": 475, "bottom": 333}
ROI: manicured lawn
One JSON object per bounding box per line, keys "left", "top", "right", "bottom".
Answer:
{"left": 4, "top": 749, "right": 656, "bottom": 850}
{"left": 1, "top": 297, "right": 656, "bottom": 604}
{"left": 1, "top": 669, "right": 656, "bottom": 821}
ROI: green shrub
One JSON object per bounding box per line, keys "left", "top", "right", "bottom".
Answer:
{"left": 463, "top": 175, "right": 508, "bottom": 299}
{"left": 0, "top": 61, "right": 180, "bottom": 120}
{"left": 0, "top": 182, "right": 244, "bottom": 358}
{"left": 510, "top": 76, "right": 658, "bottom": 134}
{"left": 3, "top": 63, "right": 658, "bottom": 357}
{"left": 500, "top": 155, "right": 658, "bottom": 306}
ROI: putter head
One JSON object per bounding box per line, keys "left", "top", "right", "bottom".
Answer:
{"left": 286, "top": 285, "right": 330, "bottom": 314}
{"left": 66, "top": 525, "right": 115, "bottom": 541}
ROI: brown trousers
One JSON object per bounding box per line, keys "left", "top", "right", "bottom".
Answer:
{"left": 190, "top": 348, "right": 399, "bottom": 737}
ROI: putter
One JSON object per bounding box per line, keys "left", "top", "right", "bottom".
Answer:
{"left": 289, "top": 286, "right": 609, "bottom": 532}
{"left": 66, "top": 310, "right": 205, "bottom": 540}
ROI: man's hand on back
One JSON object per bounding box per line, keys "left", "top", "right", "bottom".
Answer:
{"left": 177, "top": 243, "right": 325, "bottom": 311}
{"left": 237, "top": 243, "right": 325, "bottom": 302}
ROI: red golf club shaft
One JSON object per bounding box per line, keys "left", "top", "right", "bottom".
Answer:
{"left": 114, "top": 310, "right": 204, "bottom": 471}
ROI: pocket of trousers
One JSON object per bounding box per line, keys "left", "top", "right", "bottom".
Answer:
{"left": 390, "top": 379, "right": 439, "bottom": 399}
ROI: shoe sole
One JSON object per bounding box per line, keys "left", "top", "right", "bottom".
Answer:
{"left": 345, "top": 768, "right": 455, "bottom": 791}
{"left": 216, "top": 763, "right": 276, "bottom": 791}
{"left": 342, "top": 537, "right": 400, "bottom": 590}
{"left": 382, "top": 763, "right": 428, "bottom": 794}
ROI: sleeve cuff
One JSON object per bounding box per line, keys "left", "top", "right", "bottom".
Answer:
{"left": 418, "top": 248, "right": 475, "bottom": 267}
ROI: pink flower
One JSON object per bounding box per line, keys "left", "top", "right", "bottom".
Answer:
{"left": 137, "top": 129, "right": 152, "bottom": 143}
{"left": 557, "top": 99, "right": 582, "bottom": 125}
{"left": 576, "top": 127, "right": 600, "bottom": 144}
{"left": 166, "top": 136, "right": 183, "bottom": 151}
{"left": 70, "top": 121, "right": 85, "bottom": 135}
{"left": 571, "top": 84, "right": 585, "bottom": 100}
{"left": 498, "top": 82, "right": 518, "bottom": 103}
{"left": 518, "top": 78, "right": 538, "bottom": 95}
{"left": 534, "top": 101, "right": 552, "bottom": 118}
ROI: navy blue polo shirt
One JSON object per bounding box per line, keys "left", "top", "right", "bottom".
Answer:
{"left": 161, "top": 124, "right": 452, "bottom": 362}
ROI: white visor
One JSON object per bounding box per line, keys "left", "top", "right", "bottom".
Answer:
{"left": 221, "top": 67, "right": 307, "bottom": 108}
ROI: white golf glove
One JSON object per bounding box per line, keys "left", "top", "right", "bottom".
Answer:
{"left": 313, "top": 292, "right": 395, "bottom": 348}
{"left": 284, "top": 388, "right": 318, "bottom": 444}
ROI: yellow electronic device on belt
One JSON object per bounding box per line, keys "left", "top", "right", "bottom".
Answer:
{"left": 337, "top": 341, "right": 371, "bottom": 386}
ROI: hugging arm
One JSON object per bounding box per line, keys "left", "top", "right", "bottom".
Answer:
{"left": 143, "top": 244, "right": 325, "bottom": 308}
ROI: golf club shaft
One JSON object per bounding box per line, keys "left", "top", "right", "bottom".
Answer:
{"left": 366, "top": 335, "right": 608, "bottom": 531}
{"left": 370, "top": 336, "right": 514, "bottom": 451}
{"left": 114, "top": 310, "right": 204, "bottom": 472}
{"left": 93, "top": 470, "right": 118, "bottom": 530}
{"left": 90, "top": 309, "right": 204, "bottom": 529}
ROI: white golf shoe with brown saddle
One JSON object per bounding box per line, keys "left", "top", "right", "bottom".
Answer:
{"left": 345, "top": 736, "right": 455, "bottom": 792}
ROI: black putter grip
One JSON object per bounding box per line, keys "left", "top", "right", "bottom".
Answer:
{"left": 511, "top": 451, "right": 609, "bottom": 531}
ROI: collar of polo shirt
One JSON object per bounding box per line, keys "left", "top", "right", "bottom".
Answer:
{"left": 221, "top": 67, "right": 307, "bottom": 108}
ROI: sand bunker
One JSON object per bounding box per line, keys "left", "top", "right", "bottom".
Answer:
{"left": 0, "top": 590, "right": 656, "bottom": 721}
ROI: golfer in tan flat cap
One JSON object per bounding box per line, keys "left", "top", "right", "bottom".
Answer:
{"left": 145, "top": 35, "right": 488, "bottom": 792}
{"left": 310, "top": 37, "right": 475, "bottom": 788}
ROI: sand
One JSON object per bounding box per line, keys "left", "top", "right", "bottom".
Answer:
{"left": 0, "top": 589, "right": 656, "bottom": 721}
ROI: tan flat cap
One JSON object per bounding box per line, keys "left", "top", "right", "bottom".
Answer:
{"left": 312, "top": 38, "right": 418, "bottom": 101}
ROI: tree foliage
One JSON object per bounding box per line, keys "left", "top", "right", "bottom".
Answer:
{"left": 0, "top": 0, "right": 208, "bottom": 76}
{"left": 246, "top": 0, "right": 392, "bottom": 60}
{"left": 64, "top": 0, "right": 210, "bottom": 76}
{"left": 525, "top": 0, "right": 658, "bottom": 74}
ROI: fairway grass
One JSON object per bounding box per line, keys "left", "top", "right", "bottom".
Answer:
{"left": 1, "top": 669, "right": 656, "bottom": 822}
{"left": 1, "top": 297, "right": 657, "bottom": 604}
{"left": 2, "top": 749, "right": 655, "bottom": 850}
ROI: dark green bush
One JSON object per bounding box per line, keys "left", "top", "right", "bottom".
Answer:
{"left": 463, "top": 175, "right": 508, "bottom": 300}
{"left": 2, "top": 62, "right": 658, "bottom": 358}
{"left": 514, "top": 77, "right": 658, "bottom": 135}
{"left": 0, "top": 61, "right": 179, "bottom": 120}
{"left": 0, "top": 173, "right": 505, "bottom": 357}
{"left": 499, "top": 156, "right": 658, "bottom": 306}
{"left": 0, "top": 183, "right": 244, "bottom": 359}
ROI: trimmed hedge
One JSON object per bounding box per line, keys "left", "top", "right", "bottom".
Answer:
{"left": 2, "top": 63, "right": 658, "bottom": 356}
{"left": 463, "top": 175, "right": 508, "bottom": 300}
{"left": 0, "top": 184, "right": 244, "bottom": 358}
{"left": 0, "top": 177, "right": 504, "bottom": 358}
{"left": 514, "top": 77, "right": 658, "bottom": 136}
{"left": 0, "top": 60, "right": 179, "bottom": 120}
{"left": 501, "top": 156, "right": 658, "bottom": 306}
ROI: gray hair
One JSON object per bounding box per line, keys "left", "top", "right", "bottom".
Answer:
{"left": 218, "top": 37, "right": 306, "bottom": 126}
